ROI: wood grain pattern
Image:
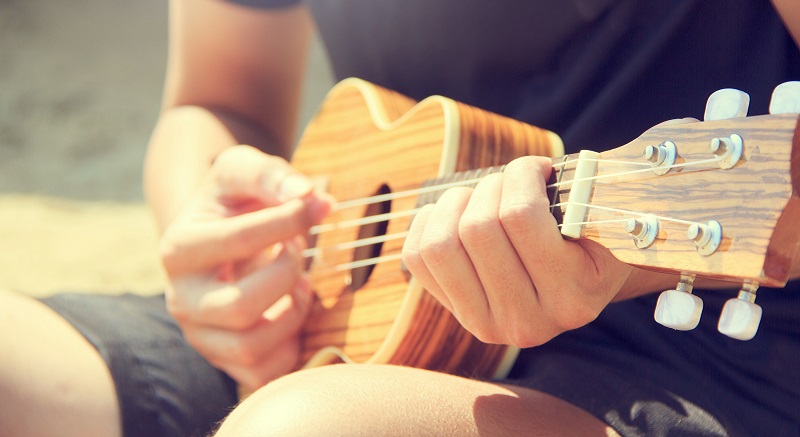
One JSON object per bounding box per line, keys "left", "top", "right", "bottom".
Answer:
{"left": 289, "top": 78, "right": 800, "bottom": 381}
{"left": 554, "top": 114, "right": 800, "bottom": 287}
{"left": 291, "top": 79, "right": 560, "bottom": 377}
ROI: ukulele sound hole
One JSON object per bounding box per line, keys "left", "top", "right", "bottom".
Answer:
{"left": 349, "top": 184, "right": 391, "bottom": 292}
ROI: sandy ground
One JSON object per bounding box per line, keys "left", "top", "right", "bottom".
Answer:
{"left": 0, "top": 0, "right": 332, "bottom": 297}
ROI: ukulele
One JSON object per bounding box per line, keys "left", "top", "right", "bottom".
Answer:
{"left": 290, "top": 78, "right": 800, "bottom": 380}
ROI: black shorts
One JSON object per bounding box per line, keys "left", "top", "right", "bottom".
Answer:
{"left": 40, "top": 293, "right": 238, "bottom": 437}
{"left": 507, "top": 282, "right": 800, "bottom": 437}
{"left": 42, "top": 284, "right": 800, "bottom": 437}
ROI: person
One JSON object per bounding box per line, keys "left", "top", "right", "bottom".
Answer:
{"left": 1, "top": 0, "right": 799, "bottom": 436}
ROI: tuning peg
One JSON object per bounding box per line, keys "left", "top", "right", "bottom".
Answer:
{"left": 769, "top": 81, "right": 800, "bottom": 114}
{"left": 718, "top": 285, "right": 762, "bottom": 341}
{"left": 654, "top": 274, "right": 703, "bottom": 331}
{"left": 704, "top": 89, "right": 750, "bottom": 121}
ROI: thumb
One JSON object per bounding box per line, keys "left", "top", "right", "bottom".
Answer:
{"left": 213, "top": 145, "right": 314, "bottom": 205}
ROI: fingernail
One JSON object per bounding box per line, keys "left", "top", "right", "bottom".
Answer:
{"left": 278, "top": 173, "right": 313, "bottom": 201}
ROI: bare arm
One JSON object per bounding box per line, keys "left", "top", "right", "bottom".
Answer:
{"left": 144, "top": 0, "right": 313, "bottom": 229}
{"left": 772, "top": 0, "right": 800, "bottom": 48}
{"left": 143, "top": 0, "right": 335, "bottom": 389}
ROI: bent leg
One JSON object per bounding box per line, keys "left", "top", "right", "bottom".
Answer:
{"left": 216, "top": 364, "right": 618, "bottom": 436}
{"left": 0, "top": 289, "right": 120, "bottom": 437}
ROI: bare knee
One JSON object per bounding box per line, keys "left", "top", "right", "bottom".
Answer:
{"left": 215, "top": 364, "right": 616, "bottom": 437}
{"left": 217, "top": 364, "right": 405, "bottom": 436}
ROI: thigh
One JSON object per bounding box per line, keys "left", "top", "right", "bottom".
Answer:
{"left": 0, "top": 290, "right": 120, "bottom": 437}
{"left": 217, "top": 363, "right": 618, "bottom": 436}
{"left": 39, "top": 292, "right": 239, "bottom": 437}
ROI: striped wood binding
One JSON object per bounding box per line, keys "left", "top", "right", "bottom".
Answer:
{"left": 291, "top": 78, "right": 563, "bottom": 378}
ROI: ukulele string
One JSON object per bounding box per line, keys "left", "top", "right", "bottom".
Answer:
{"left": 306, "top": 214, "right": 668, "bottom": 274}
{"left": 548, "top": 157, "right": 721, "bottom": 189}
{"left": 309, "top": 156, "right": 721, "bottom": 237}
{"left": 302, "top": 231, "right": 408, "bottom": 258}
{"left": 329, "top": 157, "right": 620, "bottom": 211}
{"left": 311, "top": 253, "right": 404, "bottom": 273}
{"left": 310, "top": 208, "right": 420, "bottom": 236}
{"left": 556, "top": 218, "right": 629, "bottom": 229}
{"left": 303, "top": 156, "right": 723, "bottom": 273}
{"left": 305, "top": 208, "right": 699, "bottom": 274}
{"left": 328, "top": 156, "right": 721, "bottom": 213}
{"left": 550, "top": 202, "right": 701, "bottom": 226}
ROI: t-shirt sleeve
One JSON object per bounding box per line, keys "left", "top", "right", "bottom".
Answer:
{"left": 224, "top": 0, "right": 300, "bottom": 8}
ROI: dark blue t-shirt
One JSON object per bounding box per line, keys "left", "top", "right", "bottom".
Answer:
{"left": 224, "top": 0, "right": 800, "bottom": 434}
{"left": 227, "top": 0, "right": 798, "bottom": 153}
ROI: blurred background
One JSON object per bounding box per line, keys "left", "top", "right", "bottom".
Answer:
{"left": 0, "top": 0, "right": 333, "bottom": 296}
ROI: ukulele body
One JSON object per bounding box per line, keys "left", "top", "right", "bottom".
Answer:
{"left": 292, "top": 78, "right": 563, "bottom": 378}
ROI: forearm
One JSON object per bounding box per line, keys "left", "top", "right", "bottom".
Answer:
{"left": 143, "top": 105, "right": 289, "bottom": 231}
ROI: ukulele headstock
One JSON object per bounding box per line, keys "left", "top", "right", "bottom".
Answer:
{"left": 557, "top": 113, "right": 800, "bottom": 287}
{"left": 555, "top": 85, "right": 800, "bottom": 341}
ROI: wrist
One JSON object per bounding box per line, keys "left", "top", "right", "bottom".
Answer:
{"left": 144, "top": 105, "right": 286, "bottom": 231}
{"left": 613, "top": 266, "right": 679, "bottom": 302}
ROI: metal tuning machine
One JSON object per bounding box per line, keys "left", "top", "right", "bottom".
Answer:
{"left": 718, "top": 283, "right": 762, "bottom": 341}
{"left": 654, "top": 274, "right": 703, "bottom": 331}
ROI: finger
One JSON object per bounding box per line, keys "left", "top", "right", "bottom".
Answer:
{"left": 500, "top": 157, "right": 600, "bottom": 329}
{"left": 234, "top": 234, "right": 308, "bottom": 280}
{"left": 417, "top": 187, "right": 487, "bottom": 325}
{"left": 499, "top": 156, "right": 566, "bottom": 285}
{"left": 402, "top": 204, "right": 453, "bottom": 311}
{"left": 162, "top": 195, "right": 331, "bottom": 274}
{"left": 210, "top": 337, "right": 302, "bottom": 391}
{"left": 458, "top": 173, "right": 537, "bottom": 333}
{"left": 213, "top": 145, "right": 313, "bottom": 205}
{"left": 502, "top": 157, "right": 627, "bottom": 331}
{"left": 170, "top": 244, "right": 304, "bottom": 329}
{"left": 182, "top": 283, "right": 312, "bottom": 376}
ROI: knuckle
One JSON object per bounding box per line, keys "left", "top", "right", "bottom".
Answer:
{"left": 216, "top": 145, "right": 256, "bottom": 166}
{"left": 419, "top": 234, "right": 460, "bottom": 267}
{"left": 220, "top": 297, "right": 259, "bottom": 330}
{"left": 470, "top": 324, "right": 502, "bottom": 345}
{"left": 498, "top": 202, "right": 533, "bottom": 232}
{"left": 552, "top": 297, "right": 600, "bottom": 332}
{"left": 227, "top": 337, "right": 262, "bottom": 367}
{"left": 461, "top": 316, "right": 501, "bottom": 345}
{"left": 401, "top": 245, "right": 423, "bottom": 272}
{"left": 458, "top": 215, "right": 499, "bottom": 248}
{"left": 504, "top": 320, "right": 547, "bottom": 348}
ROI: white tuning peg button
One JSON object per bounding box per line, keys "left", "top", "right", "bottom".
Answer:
{"left": 704, "top": 88, "right": 750, "bottom": 121}
{"left": 769, "top": 81, "right": 800, "bottom": 114}
{"left": 718, "top": 287, "right": 762, "bottom": 341}
{"left": 655, "top": 289, "right": 704, "bottom": 331}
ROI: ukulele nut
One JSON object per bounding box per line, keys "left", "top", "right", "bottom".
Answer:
{"left": 643, "top": 141, "right": 677, "bottom": 175}
{"left": 709, "top": 134, "right": 743, "bottom": 169}
{"left": 687, "top": 220, "right": 722, "bottom": 256}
